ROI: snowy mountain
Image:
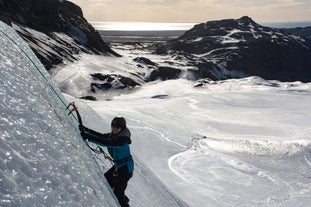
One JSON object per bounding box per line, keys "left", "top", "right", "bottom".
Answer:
{"left": 67, "top": 17, "right": 311, "bottom": 97}
{"left": 0, "top": 0, "right": 120, "bottom": 70}
{"left": 153, "top": 16, "right": 311, "bottom": 82}
{"left": 2, "top": 2, "right": 311, "bottom": 89}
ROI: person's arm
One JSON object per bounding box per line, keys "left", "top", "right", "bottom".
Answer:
{"left": 82, "top": 131, "right": 131, "bottom": 147}
{"left": 79, "top": 124, "right": 132, "bottom": 146}
{"left": 92, "top": 136, "right": 131, "bottom": 146}
{"left": 80, "top": 125, "right": 109, "bottom": 139}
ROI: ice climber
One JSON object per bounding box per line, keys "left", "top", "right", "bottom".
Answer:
{"left": 79, "top": 117, "right": 134, "bottom": 207}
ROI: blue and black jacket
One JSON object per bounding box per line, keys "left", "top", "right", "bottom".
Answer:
{"left": 81, "top": 126, "right": 134, "bottom": 173}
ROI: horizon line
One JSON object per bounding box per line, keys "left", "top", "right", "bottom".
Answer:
{"left": 90, "top": 21, "right": 311, "bottom": 31}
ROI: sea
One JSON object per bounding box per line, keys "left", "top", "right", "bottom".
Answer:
{"left": 91, "top": 21, "right": 311, "bottom": 43}
{"left": 92, "top": 22, "right": 195, "bottom": 43}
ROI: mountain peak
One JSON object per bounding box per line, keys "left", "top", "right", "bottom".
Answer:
{"left": 239, "top": 16, "right": 255, "bottom": 23}
{"left": 181, "top": 16, "right": 263, "bottom": 39}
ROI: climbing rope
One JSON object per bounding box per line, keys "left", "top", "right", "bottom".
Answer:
{"left": 0, "top": 27, "right": 69, "bottom": 109}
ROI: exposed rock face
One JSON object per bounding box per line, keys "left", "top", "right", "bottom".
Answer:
{"left": 90, "top": 73, "right": 141, "bottom": 92}
{"left": 153, "top": 16, "right": 311, "bottom": 82}
{"left": 133, "top": 57, "right": 158, "bottom": 67}
{"left": 0, "top": 0, "right": 120, "bottom": 70}
{"left": 283, "top": 27, "right": 311, "bottom": 41}
{"left": 149, "top": 67, "right": 182, "bottom": 81}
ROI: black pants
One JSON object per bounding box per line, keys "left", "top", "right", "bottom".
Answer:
{"left": 105, "top": 165, "right": 132, "bottom": 207}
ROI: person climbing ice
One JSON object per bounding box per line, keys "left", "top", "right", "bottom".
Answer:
{"left": 66, "top": 102, "right": 134, "bottom": 206}
{"left": 67, "top": 102, "right": 134, "bottom": 207}
{"left": 79, "top": 116, "right": 134, "bottom": 207}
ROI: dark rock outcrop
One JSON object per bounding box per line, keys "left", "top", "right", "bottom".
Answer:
{"left": 282, "top": 26, "right": 311, "bottom": 41}
{"left": 90, "top": 73, "right": 141, "bottom": 92}
{"left": 153, "top": 16, "right": 311, "bottom": 82}
{"left": 149, "top": 67, "right": 182, "bottom": 81}
{"left": 0, "top": 0, "right": 120, "bottom": 70}
{"left": 133, "top": 57, "right": 158, "bottom": 67}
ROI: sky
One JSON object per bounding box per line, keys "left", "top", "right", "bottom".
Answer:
{"left": 69, "top": 0, "right": 311, "bottom": 24}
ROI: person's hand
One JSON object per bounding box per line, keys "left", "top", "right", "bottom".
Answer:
{"left": 80, "top": 131, "right": 87, "bottom": 140}
{"left": 79, "top": 124, "right": 85, "bottom": 132}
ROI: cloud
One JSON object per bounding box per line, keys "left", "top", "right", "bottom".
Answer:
{"left": 70, "top": 0, "right": 311, "bottom": 23}
{"left": 71, "top": 0, "right": 111, "bottom": 7}
{"left": 80, "top": 0, "right": 110, "bottom": 2}
{"left": 213, "top": 0, "right": 280, "bottom": 7}
{"left": 213, "top": 0, "right": 310, "bottom": 7}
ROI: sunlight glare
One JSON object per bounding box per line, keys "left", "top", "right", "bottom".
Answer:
{"left": 91, "top": 21, "right": 196, "bottom": 31}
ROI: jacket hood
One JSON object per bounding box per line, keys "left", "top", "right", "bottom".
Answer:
{"left": 118, "top": 127, "right": 131, "bottom": 138}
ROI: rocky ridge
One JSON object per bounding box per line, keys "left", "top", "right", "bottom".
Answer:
{"left": 0, "top": 0, "right": 120, "bottom": 70}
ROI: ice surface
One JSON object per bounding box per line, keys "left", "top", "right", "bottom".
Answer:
{"left": 0, "top": 21, "right": 118, "bottom": 207}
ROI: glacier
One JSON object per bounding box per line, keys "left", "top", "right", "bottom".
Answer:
{"left": 0, "top": 21, "right": 117, "bottom": 207}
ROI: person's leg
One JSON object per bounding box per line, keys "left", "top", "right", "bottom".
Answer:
{"left": 114, "top": 179, "right": 129, "bottom": 206}
{"left": 104, "top": 165, "right": 116, "bottom": 188}
{"left": 114, "top": 166, "right": 133, "bottom": 206}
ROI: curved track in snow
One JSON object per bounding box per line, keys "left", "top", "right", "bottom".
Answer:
{"left": 168, "top": 136, "right": 311, "bottom": 206}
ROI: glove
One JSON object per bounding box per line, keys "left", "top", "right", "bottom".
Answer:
{"left": 80, "top": 131, "right": 87, "bottom": 140}
{"left": 79, "top": 124, "right": 85, "bottom": 132}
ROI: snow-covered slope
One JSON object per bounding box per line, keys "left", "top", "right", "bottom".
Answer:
{"left": 88, "top": 77, "right": 311, "bottom": 207}
{"left": 53, "top": 41, "right": 311, "bottom": 206}
{"left": 0, "top": 21, "right": 118, "bottom": 207}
